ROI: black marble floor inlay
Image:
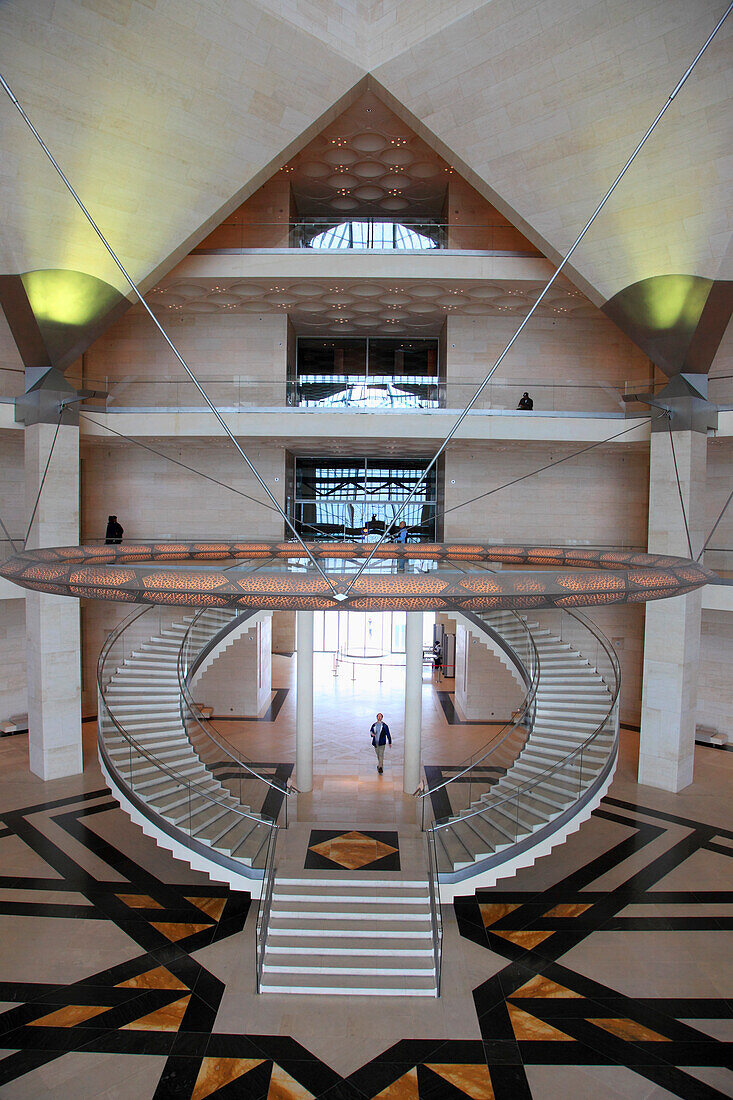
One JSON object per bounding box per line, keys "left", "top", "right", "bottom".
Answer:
{"left": 305, "top": 828, "right": 401, "bottom": 871}
{"left": 0, "top": 789, "right": 731, "bottom": 1097}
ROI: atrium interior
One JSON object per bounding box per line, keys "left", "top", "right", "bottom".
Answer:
{"left": 0, "top": 2, "right": 731, "bottom": 1098}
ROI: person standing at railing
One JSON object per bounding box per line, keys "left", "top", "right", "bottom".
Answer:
{"left": 394, "top": 519, "right": 408, "bottom": 573}
{"left": 370, "top": 712, "right": 392, "bottom": 774}
{"left": 517, "top": 391, "right": 534, "bottom": 410}
{"left": 105, "top": 515, "right": 124, "bottom": 544}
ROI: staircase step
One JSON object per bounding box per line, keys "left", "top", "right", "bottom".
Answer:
{"left": 268, "top": 920, "right": 432, "bottom": 938}
{"left": 266, "top": 937, "right": 432, "bottom": 956}
{"left": 258, "top": 972, "right": 436, "bottom": 996}
{"left": 263, "top": 956, "right": 434, "bottom": 977}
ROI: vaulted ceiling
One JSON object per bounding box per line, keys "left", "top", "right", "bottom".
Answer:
{"left": 0, "top": 0, "right": 730, "bottom": 372}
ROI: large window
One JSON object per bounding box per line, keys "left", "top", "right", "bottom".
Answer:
{"left": 291, "top": 457, "right": 440, "bottom": 542}
{"left": 313, "top": 610, "right": 435, "bottom": 654}
{"left": 296, "top": 337, "right": 440, "bottom": 409}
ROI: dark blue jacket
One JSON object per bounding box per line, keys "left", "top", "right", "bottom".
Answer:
{"left": 370, "top": 721, "right": 392, "bottom": 746}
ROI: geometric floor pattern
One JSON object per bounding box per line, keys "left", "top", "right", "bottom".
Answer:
{"left": 305, "top": 829, "right": 400, "bottom": 871}
{"left": 0, "top": 791, "right": 731, "bottom": 1097}
{"left": 455, "top": 796, "right": 733, "bottom": 1100}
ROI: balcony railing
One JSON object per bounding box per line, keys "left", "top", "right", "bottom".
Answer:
{"left": 74, "top": 375, "right": 652, "bottom": 416}
{"left": 192, "top": 219, "right": 542, "bottom": 254}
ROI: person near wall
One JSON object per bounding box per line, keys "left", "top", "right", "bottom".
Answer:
{"left": 517, "top": 391, "right": 534, "bottom": 410}
{"left": 105, "top": 515, "right": 124, "bottom": 545}
{"left": 370, "top": 712, "right": 392, "bottom": 774}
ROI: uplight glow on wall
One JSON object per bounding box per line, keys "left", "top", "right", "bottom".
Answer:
{"left": 22, "top": 268, "right": 120, "bottom": 327}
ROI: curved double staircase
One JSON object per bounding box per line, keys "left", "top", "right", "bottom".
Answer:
{"left": 97, "top": 601, "right": 620, "bottom": 993}
{"left": 420, "top": 608, "right": 619, "bottom": 899}
{"left": 98, "top": 606, "right": 286, "bottom": 891}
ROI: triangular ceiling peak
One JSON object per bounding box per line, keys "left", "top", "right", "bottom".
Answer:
{"left": 195, "top": 86, "right": 541, "bottom": 254}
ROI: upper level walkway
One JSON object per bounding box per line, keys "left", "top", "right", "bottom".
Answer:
{"left": 172, "top": 250, "right": 556, "bottom": 284}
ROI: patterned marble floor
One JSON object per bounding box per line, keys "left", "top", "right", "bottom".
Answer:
{"left": 0, "top": 665, "right": 731, "bottom": 1098}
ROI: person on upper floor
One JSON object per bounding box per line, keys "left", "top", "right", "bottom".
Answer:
{"left": 105, "top": 515, "right": 124, "bottom": 544}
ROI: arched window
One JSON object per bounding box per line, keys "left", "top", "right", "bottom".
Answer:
{"left": 306, "top": 221, "right": 439, "bottom": 250}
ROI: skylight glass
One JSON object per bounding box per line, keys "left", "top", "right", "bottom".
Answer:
{"left": 307, "top": 221, "right": 439, "bottom": 250}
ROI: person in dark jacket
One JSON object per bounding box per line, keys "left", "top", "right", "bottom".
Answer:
{"left": 105, "top": 515, "right": 124, "bottom": 545}
{"left": 370, "top": 712, "right": 392, "bottom": 774}
{"left": 517, "top": 391, "right": 534, "bottom": 410}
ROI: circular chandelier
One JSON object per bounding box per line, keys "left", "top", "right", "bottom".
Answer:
{"left": 1, "top": 541, "right": 714, "bottom": 612}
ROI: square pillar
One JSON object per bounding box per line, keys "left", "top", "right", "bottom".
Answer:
{"left": 25, "top": 422, "right": 83, "bottom": 780}
{"left": 639, "top": 430, "right": 706, "bottom": 792}
{"left": 403, "top": 611, "right": 423, "bottom": 794}
{"left": 295, "top": 610, "right": 314, "bottom": 793}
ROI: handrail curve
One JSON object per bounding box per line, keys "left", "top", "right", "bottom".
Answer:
{"left": 429, "top": 607, "right": 620, "bottom": 841}
{"left": 417, "top": 609, "right": 540, "bottom": 804}
{"left": 256, "top": 826, "right": 279, "bottom": 993}
{"left": 97, "top": 606, "right": 276, "bottom": 834}
{"left": 176, "top": 606, "right": 294, "bottom": 799}
{"left": 425, "top": 828, "right": 443, "bottom": 997}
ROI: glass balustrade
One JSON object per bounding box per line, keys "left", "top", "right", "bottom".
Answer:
{"left": 97, "top": 604, "right": 280, "bottom": 876}
{"left": 189, "top": 219, "right": 542, "bottom": 254}
{"left": 70, "top": 374, "right": 641, "bottom": 415}
{"left": 177, "top": 607, "right": 294, "bottom": 824}
{"left": 419, "top": 607, "right": 620, "bottom": 875}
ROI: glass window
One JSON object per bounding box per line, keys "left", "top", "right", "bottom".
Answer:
{"left": 305, "top": 221, "right": 439, "bottom": 250}
{"left": 292, "top": 457, "right": 439, "bottom": 542}
{"left": 296, "top": 337, "right": 439, "bottom": 410}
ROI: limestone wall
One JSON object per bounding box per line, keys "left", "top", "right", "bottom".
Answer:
{"left": 0, "top": 432, "right": 25, "bottom": 543}
{"left": 194, "top": 617, "right": 272, "bottom": 718}
{"left": 445, "top": 312, "right": 653, "bottom": 413}
{"left": 455, "top": 623, "right": 523, "bottom": 721}
{"left": 272, "top": 610, "right": 296, "bottom": 654}
{"left": 698, "top": 610, "right": 733, "bottom": 740}
{"left": 443, "top": 440, "right": 649, "bottom": 546}
{"left": 80, "top": 439, "right": 286, "bottom": 544}
{"left": 706, "top": 437, "right": 732, "bottom": 569}
{"left": 82, "top": 310, "right": 288, "bottom": 409}
{"left": 0, "top": 309, "right": 24, "bottom": 399}
{"left": 0, "top": 600, "right": 26, "bottom": 724}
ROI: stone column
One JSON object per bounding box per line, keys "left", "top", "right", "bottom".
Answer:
{"left": 639, "top": 429, "right": 707, "bottom": 792}
{"left": 25, "top": 422, "right": 83, "bottom": 780}
{"left": 295, "top": 610, "right": 314, "bottom": 793}
{"left": 403, "top": 611, "right": 423, "bottom": 794}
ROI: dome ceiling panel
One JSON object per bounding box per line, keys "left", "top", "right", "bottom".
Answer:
{"left": 287, "top": 89, "right": 453, "bottom": 221}
{"left": 151, "top": 274, "right": 592, "bottom": 335}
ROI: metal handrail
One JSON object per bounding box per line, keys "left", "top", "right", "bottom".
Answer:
{"left": 417, "top": 610, "right": 540, "bottom": 809}
{"left": 431, "top": 608, "right": 621, "bottom": 835}
{"left": 177, "top": 607, "right": 295, "bottom": 809}
{"left": 256, "top": 824, "right": 279, "bottom": 993}
{"left": 425, "top": 828, "right": 443, "bottom": 997}
{"left": 97, "top": 605, "right": 276, "bottom": 833}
